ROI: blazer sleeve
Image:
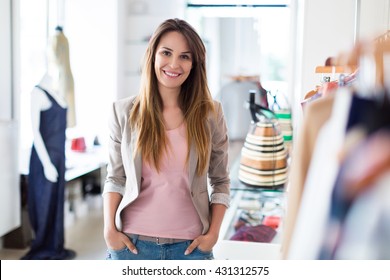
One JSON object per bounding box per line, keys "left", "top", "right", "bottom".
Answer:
{"left": 208, "top": 101, "right": 231, "bottom": 208}
{"left": 102, "top": 100, "right": 127, "bottom": 196}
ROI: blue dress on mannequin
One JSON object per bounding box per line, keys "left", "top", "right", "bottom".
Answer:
{"left": 22, "top": 85, "right": 74, "bottom": 260}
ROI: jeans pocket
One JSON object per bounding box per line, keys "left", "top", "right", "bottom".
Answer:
{"left": 192, "top": 247, "right": 214, "bottom": 260}
{"left": 106, "top": 246, "right": 129, "bottom": 260}
{"left": 195, "top": 247, "right": 213, "bottom": 254}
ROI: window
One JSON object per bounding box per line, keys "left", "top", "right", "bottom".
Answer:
{"left": 19, "top": 0, "right": 49, "bottom": 149}
{"left": 18, "top": 0, "right": 116, "bottom": 154}
{"left": 186, "top": 1, "right": 291, "bottom": 106}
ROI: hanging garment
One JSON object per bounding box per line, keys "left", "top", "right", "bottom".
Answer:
{"left": 287, "top": 87, "right": 352, "bottom": 259}
{"left": 22, "top": 85, "right": 71, "bottom": 260}
{"left": 318, "top": 92, "right": 390, "bottom": 259}
{"left": 281, "top": 93, "right": 335, "bottom": 258}
{"left": 319, "top": 129, "right": 390, "bottom": 259}
{"left": 238, "top": 92, "right": 288, "bottom": 189}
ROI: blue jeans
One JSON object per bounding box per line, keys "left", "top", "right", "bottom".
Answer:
{"left": 106, "top": 235, "right": 214, "bottom": 260}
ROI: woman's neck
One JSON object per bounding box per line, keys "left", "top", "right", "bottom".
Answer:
{"left": 159, "top": 88, "right": 184, "bottom": 130}
{"left": 159, "top": 86, "right": 180, "bottom": 109}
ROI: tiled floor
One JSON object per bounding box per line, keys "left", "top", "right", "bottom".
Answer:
{"left": 0, "top": 140, "right": 244, "bottom": 260}
{"left": 0, "top": 195, "right": 107, "bottom": 260}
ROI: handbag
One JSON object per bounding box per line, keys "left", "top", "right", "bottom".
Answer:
{"left": 238, "top": 91, "right": 288, "bottom": 189}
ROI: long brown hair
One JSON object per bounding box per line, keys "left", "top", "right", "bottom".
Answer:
{"left": 130, "top": 18, "right": 215, "bottom": 176}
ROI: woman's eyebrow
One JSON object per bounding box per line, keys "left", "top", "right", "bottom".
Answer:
{"left": 161, "top": 46, "right": 191, "bottom": 54}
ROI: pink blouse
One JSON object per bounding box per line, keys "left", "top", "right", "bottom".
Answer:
{"left": 121, "top": 123, "right": 203, "bottom": 239}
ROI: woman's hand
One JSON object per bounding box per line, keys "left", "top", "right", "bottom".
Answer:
{"left": 184, "top": 232, "right": 218, "bottom": 255}
{"left": 104, "top": 228, "right": 138, "bottom": 254}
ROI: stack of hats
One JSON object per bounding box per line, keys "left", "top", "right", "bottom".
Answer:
{"left": 274, "top": 109, "right": 293, "bottom": 154}
{"left": 238, "top": 118, "right": 288, "bottom": 189}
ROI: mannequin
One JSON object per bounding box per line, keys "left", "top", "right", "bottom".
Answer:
{"left": 22, "top": 26, "right": 76, "bottom": 260}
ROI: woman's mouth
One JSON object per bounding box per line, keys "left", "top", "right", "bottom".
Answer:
{"left": 163, "top": 70, "right": 181, "bottom": 77}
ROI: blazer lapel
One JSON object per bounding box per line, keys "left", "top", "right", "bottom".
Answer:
{"left": 188, "top": 143, "right": 197, "bottom": 190}
{"left": 134, "top": 151, "right": 142, "bottom": 191}
{"left": 129, "top": 128, "right": 142, "bottom": 191}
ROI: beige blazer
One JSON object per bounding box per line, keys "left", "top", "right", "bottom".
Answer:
{"left": 103, "top": 96, "right": 231, "bottom": 234}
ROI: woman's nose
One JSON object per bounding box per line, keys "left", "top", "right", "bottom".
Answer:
{"left": 169, "top": 56, "right": 180, "bottom": 68}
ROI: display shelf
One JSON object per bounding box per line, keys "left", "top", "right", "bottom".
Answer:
{"left": 19, "top": 145, "right": 108, "bottom": 182}
{"left": 216, "top": 158, "right": 286, "bottom": 259}
{"left": 213, "top": 240, "right": 281, "bottom": 260}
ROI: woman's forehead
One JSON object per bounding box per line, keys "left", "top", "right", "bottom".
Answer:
{"left": 157, "top": 31, "right": 191, "bottom": 53}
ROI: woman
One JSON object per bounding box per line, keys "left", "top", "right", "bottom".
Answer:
{"left": 103, "top": 18, "right": 230, "bottom": 260}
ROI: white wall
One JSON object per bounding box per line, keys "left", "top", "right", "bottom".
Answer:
{"left": 65, "top": 0, "right": 117, "bottom": 146}
{"left": 117, "top": 0, "right": 186, "bottom": 100}
{"left": 290, "top": 0, "right": 356, "bottom": 131}
{"left": 0, "top": 122, "right": 21, "bottom": 237}
{"left": 297, "top": 0, "right": 356, "bottom": 100}
{"left": 0, "top": 0, "right": 13, "bottom": 120}
{"left": 0, "top": 0, "right": 21, "bottom": 237}
{"left": 289, "top": 0, "right": 390, "bottom": 132}
{"left": 359, "top": 0, "right": 390, "bottom": 40}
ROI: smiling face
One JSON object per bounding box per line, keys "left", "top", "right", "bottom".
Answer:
{"left": 154, "top": 31, "right": 193, "bottom": 94}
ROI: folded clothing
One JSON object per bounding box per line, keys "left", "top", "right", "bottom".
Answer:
{"left": 230, "top": 224, "right": 276, "bottom": 243}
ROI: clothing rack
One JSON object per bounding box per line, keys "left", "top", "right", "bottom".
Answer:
{"left": 374, "top": 29, "right": 390, "bottom": 43}
{"left": 287, "top": 32, "right": 390, "bottom": 260}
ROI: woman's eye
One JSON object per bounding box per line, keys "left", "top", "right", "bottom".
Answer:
{"left": 162, "top": 50, "right": 171, "bottom": 56}
{"left": 181, "top": 55, "right": 191, "bottom": 60}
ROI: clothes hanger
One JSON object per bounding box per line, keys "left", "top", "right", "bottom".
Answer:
{"left": 315, "top": 54, "right": 357, "bottom": 80}
{"left": 314, "top": 65, "right": 354, "bottom": 74}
